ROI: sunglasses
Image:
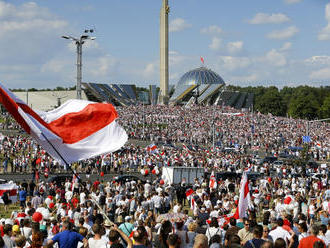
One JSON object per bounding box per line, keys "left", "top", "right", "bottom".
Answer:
{"left": 264, "top": 230, "right": 269, "bottom": 232}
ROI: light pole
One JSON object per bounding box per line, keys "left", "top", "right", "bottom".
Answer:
{"left": 61, "top": 30, "right": 96, "bottom": 100}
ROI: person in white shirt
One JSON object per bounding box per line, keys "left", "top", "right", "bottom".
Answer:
{"left": 88, "top": 224, "right": 108, "bottom": 248}
{"left": 269, "top": 218, "right": 291, "bottom": 245}
{"left": 206, "top": 217, "right": 222, "bottom": 242}
{"left": 152, "top": 193, "right": 164, "bottom": 214}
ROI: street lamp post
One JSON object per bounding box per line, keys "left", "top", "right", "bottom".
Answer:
{"left": 61, "top": 30, "right": 96, "bottom": 100}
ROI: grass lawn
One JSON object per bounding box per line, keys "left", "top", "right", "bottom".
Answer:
{"left": 0, "top": 203, "right": 20, "bottom": 219}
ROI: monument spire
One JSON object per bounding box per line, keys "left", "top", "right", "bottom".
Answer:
{"left": 160, "top": 0, "right": 169, "bottom": 105}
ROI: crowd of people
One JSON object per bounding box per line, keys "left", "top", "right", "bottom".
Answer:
{"left": 0, "top": 105, "right": 328, "bottom": 248}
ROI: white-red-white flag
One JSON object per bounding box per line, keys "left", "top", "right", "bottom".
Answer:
{"left": 209, "top": 171, "right": 217, "bottom": 189}
{"left": 200, "top": 56, "right": 205, "bottom": 64}
{"left": 0, "top": 83, "right": 128, "bottom": 165}
{"left": 234, "top": 172, "right": 251, "bottom": 219}
{"left": 0, "top": 183, "right": 18, "bottom": 204}
{"left": 186, "top": 188, "right": 194, "bottom": 198}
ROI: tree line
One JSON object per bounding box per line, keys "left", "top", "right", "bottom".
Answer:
{"left": 227, "top": 85, "right": 330, "bottom": 120}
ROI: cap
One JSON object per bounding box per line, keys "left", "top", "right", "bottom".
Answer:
{"left": 40, "top": 224, "right": 47, "bottom": 231}
{"left": 5, "top": 219, "right": 14, "bottom": 225}
{"left": 104, "top": 220, "right": 112, "bottom": 227}
{"left": 0, "top": 218, "right": 5, "bottom": 223}
{"left": 125, "top": 216, "right": 132, "bottom": 222}
{"left": 12, "top": 225, "right": 20, "bottom": 232}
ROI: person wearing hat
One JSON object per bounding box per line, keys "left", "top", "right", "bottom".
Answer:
{"left": 12, "top": 225, "right": 21, "bottom": 239}
{"left": 119, "top": 216, "right": 134, "bottom": 237}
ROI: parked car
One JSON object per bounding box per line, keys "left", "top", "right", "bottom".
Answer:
{"left": 0, "top": 179, "right": 7, "bottom": 184}
{"left": 273, "top": 160, "right": 284, "bottom": 167}
{"left": 48, "top": 175, "right": 72, "bottom": 186}
{"left": 262, "top": 156, "right": 278, "bottom": 164}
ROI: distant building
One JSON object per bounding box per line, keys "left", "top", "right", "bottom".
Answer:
{"left": 169, "top": 67, "right": 254, "bottom": 109}
{"left": 14, "top": 90, "right": 88, "bottom": 111}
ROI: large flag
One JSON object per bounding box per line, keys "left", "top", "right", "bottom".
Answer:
{"left": 0, "top": 83, "right": 128, "bottom": 165}
{"left": 0, "top": 183, "right": 18, "bottom": 204}
{"left": 209, "top": 171, "right": 217, "bottom": 189}
{"left": 234, "top": 172, "right": 251, "bottom": 219}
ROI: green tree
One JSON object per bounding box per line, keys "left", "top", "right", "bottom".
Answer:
{"left": 255, "top": 87, "right": 286, "bottom": 116}
{"left": 288, "top": 93, "right": 320, "bottom": 120}
{"left": 319, "top": 95, "right": 330, "bottom": 119}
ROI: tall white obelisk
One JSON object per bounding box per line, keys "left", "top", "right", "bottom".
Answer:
{"left": 160, "top": 0, "right": 169, "bottom": 105}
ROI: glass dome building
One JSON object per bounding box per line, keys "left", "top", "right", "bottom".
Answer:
{"left": 177, "top": 67, "right": 225, "bottom": 86}
{"left": 170, "top": 67, "right": 225, "bottom": 105}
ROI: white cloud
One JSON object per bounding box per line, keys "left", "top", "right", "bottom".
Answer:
{"left": 279, "top": 42, "right": 292, "bottom": 51}
{"left": 200, "top": 25, "right": 222, "bottom": 35}
{"left": 267, "top": 26, "right": 299, "bottom": 39}
{"left": 209, "top": 37, "right": 222, "bottom": 51}
{"left": 89, "top": 56, "right": 118, "bottom": 76}
{"left": 227, "top": 41, "right": 243, "bottom": 54}
{"left": 264, "top": 49, "right": 287, "bottom": 67}
{"left": 284, "top": 0, "right": 302, "bottom": 4}
{"left": 218, "top": 56, "right": 251, "bottom": 71}
{"left": 309, "top": 67, "right": 330, "bottom": 79}
{"left": 169, "top": 50, "right": 186, "bottom": 65}
{"left": 249, "top": 13, "right": 290, "bottom": 24}
{"left": 169, "top": 18, "right": 191, "bottom": 32}
{"left": 41, "top": 58, "right": 70, "bottom": 74}
{"left": 304, "top": 56, "right": 330, "bottom": 65}
{"left": 142, "top": 62, "right": 157, "bottom": 78}
{"left": 318, "top": 3, "right": 330, "bottom": 40}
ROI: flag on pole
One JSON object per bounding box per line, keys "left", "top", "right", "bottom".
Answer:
{"left": 200, "top": 56, "right": 205, "bottom": 64}
{"left": 209, "top": 171, "right": 217, "bottom": 189}
{"left": 302, "top": 136, "right": 311, "bottom": 143}
{"left": 186, "top": 188, "right": 194, "bottom": 198}
{"left": 234, "top": 172, "right": 251, "bottom": 219}
{"left": 0, "top": 83, "right": 128, "bottom": 165}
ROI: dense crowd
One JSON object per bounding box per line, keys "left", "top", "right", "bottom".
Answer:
{"left": 0, "top": 105, "right": 328, "bottom": 248}
{"left": 0, "top": 106, "right": 329, "bottom": 174}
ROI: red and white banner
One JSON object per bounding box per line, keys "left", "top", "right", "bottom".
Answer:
{"left": 0, "top": 83, "right": 128, "bottom": 165}
{"left": 146, "top": 143, "right": 158, "bottom": 153}
{"left": 234, "top": 172, "right": 251, "bottom": 219}
{"left": 0, "top": 183, "right": 18, "bottom": 204}
{"left": 209, "top": 171, "right": 217, "bottom": 189}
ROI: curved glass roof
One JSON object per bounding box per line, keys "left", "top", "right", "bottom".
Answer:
{"left": 177, "top": 67, "right": 225, "bottom": 86}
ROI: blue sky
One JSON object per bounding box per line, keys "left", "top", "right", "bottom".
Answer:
{"left": 1, "top": 0, "right": 330, "bottom": 89}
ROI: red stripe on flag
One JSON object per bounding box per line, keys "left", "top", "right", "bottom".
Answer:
{"left": 0, "top": 189, "right": 17, "bottom": 196}
{"left": 0, "top": 88, "right": 31, "bottom": 134}
{"left": 186, "top": 188, "right": 194, "bottom": 197}
{"left": 244, "top": 180, "right": 249, "bottom": 198}
{"left": 18, "top": 103, "right": 118, "bottom": 144}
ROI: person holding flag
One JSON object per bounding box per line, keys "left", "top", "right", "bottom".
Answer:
{"left": 209, "top": 171, "right": 217, "bottom": 190}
